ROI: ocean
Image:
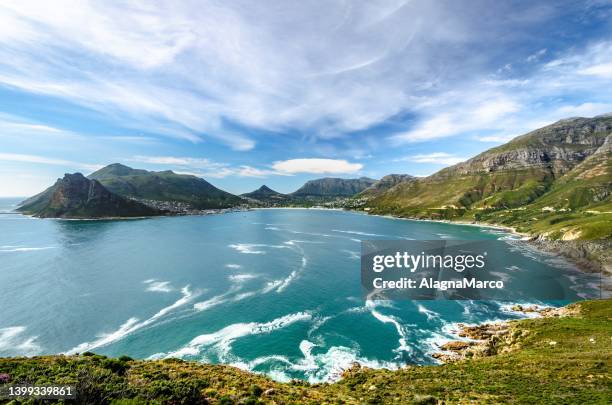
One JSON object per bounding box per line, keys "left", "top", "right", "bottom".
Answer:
{"left": 0, "top": 198, "right": 598, "bottom": 382}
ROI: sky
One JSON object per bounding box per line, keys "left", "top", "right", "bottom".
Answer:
{"left": 0, "top": 0, "right": 612, "bottom": 197}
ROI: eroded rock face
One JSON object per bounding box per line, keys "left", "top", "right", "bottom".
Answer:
{"left": 21, "top": 173, "right": 164, "bottom": 218}
{"left": 48, "top": 173, "right": 113, "bottom": 211}
{"left": 438, "top": 116, "right": 612, "bottom": 177}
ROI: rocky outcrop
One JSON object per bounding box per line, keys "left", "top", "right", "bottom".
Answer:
{"left": 432, "top": 304, "right": 581, "bottom": 363}
{"left": 434, "top": 116, "right": 611, "bottom": 178}
{"left": 18, "top": 173, "right": 164, "bottom": 218}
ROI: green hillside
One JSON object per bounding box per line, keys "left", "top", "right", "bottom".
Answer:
{"left": 369, "top": 115, "right": 612, "bottom": 240}
{"left": 89, "top": 164, "right": 243, "bottom": 209}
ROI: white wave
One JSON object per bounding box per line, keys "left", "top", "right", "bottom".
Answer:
{"left": 194, "top": 270, "right": 263, "bottom": 311}
{"left": 229, "top": 243, "right": 289, "bottom": 254}
{"left": 193, "top": 285, "right": 241, "bottom": 311}
{"left": 163, "top": 311, "right": 312, "bottom": 360}
{"left": 144, "top": 280, "right": 173, "bottom": 293}
{"left": 0, "top": 246, "right": 56, "bottom": 252}
{"left": 498, "top": 302, "right": 552, "bottom": 318}
{"left": 67, "top": 286, "right": 194, "bottom": 354}
{"left": 231, "top": 354, "right": 293, "bottom": 372}
{"left": 228, "top": 274, "right": 258, "bottom": 282}
{"left": 291, "top": 343, "right": 399, "bottom": 383}
{"left": 276, "top": 256, "right": 308, "bottom": 293}
{"left": 366, "top": 300, "right": 411, "bottom": 355}
{"left": 225, "top": 264, "right": 242, "bottom": 269}
{"left": 332, "top": 229, "right": 384, "bottom": 237}
{"left": 267, "top": 369, "right": 293, "bottom": 383}
{"left": 0, "top": 326, "right": 41, "bottom": 356}
{"left": 229, "top": 243, "right": 265, "bottom": 254}
{"left": 416, "top": 303, "right": 440, "bottom": 321}
{"left": 283, "top": 239, "right": 323, "bottom": 246}
{"left": 342, "top": 249, "right": 360, "bottom": 260}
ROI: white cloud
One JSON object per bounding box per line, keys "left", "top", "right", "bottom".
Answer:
{"left": 554, "top": 102, "right": 612, "bottom": 117}
{"left": 392, "top": 96, "right": 520, "bottom": 143}
{"left": 473, "top": 134, "right": 516, "bottom": 143}
{"left": 0, "top": 113, "right": 79, "bottom": 139}
{"left": 526, "top": 48, "right": 547, "bottom": 62}
{"left": 395, "top": 152, "right": 467, "bottom": 165}
{"left": 130, "top": 155, "right": 283, "bottom": 178}
{"left": 0, "top": 0, "right": 589, "bottom": 151}
{"left": 272, "top": 158, "right": 363, "bottom": 174}
{"left": 0, "top": 153, "right": 101, "bottom": 171}
{"left": 579, "top": 63, "right": 612, "bottom": 78}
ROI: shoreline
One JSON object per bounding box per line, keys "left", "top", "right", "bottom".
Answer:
{"left": 430, "top": 303, "right": 580, "bottom": 363}
{"left": 1, "top": 299, "right": 607, "bottom": 403}
{"left": 10, "top": 205, "right": 608, "bottom": 276}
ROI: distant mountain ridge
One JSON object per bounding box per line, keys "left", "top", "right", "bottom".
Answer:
{"left": 291, "top": 177, "right": 377, "bottom": 198}
{"left": 17, "top": 173, "right": 163, "bottom": 218}
{"left": 88, "top": 163, "right": 243, "bottom": 209}
{"left": 241, "top": 185, "right": 289, "bottom": 205}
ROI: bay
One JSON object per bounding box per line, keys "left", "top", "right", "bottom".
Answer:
{"left": 0, "top": 198, "right": 597, "bottom": 382}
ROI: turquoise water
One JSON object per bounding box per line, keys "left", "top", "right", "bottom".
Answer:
{"left": 0, "top": 198, "right": 597, "bottom": 382}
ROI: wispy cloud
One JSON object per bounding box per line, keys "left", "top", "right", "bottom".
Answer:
{"left": 394, "top": 153, "right": 467, "bottom": 165}
{"left": 272, "top": 158, "right": 363, "bottom": 174}
{"left": 130, "top": 155, "right": 283, "bottom": 178}
{"left": 0, "top": 153, "right": 101, "bottom": 171}
{"left": 2, "top": 1, "right": 606, "bottom": 152}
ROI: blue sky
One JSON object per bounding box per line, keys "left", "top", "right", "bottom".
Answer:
{"left": 1, "top": 0, "right": 611, "bottom": 197}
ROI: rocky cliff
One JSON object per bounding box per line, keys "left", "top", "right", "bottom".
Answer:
{"left": 18, "top": 173, "right": 164, "bottom": 218}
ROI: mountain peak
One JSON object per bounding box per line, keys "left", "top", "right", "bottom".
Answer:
{"left": 89, "top": 163, "right": 144, "bottom": 178}
{"left": 257, "top": 185, "right": 275, "bottom": 193}
{"left": 17, "top": 172, "right": 162, "bottom": 218}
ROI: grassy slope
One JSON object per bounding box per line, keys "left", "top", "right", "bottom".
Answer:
{"left": 1, "top": 300, "right": 610, "bottom": 404}
{"left": 368, "top": 122, "right": 611, "bottom": 240}
{"left": 89, "top": 165, "right": 243, "bottom": 209}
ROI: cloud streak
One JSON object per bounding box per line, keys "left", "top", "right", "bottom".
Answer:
{"left": 272, "top": 159, "right": 363, "bottom": 174}
{"left": 0, "top": 153, "right": 101, "bottom": 172}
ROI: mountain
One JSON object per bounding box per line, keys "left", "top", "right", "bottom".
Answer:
{"left": 291, "top": 177, "right": 377, "bottom": 199}
{"left": 88, "top": 163, "right": 243, "bottom": 209}
{"left": 17, "top": 173, "right": 163, "bottom": 218}
{"left": 359, "top": 174, "right": 417, "bottom": 197}
{"left": 241, "top": 185, "right": 289, "bottom": 204}
{"left": 368, "top": 115, "right": 612, "bottom": 239}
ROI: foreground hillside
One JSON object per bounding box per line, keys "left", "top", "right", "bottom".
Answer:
{"left": 1, "top": 300, "right": 609, "bottom": 404}
{"left": 368, "top": 115, "right": 612, "bottom": 241}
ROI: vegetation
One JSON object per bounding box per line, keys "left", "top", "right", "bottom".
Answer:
{"left": 367, "top": 116, "right": 612, "bottom": 241}
{"left": 88, "top": 164, "right": 243, "bottom": 209}
{"left": 1, "top": 299, "right": 610, "bottom": 404}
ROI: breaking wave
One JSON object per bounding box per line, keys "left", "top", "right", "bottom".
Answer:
{"left": 67, "top": 285, "right": 195, "bottom": 354}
